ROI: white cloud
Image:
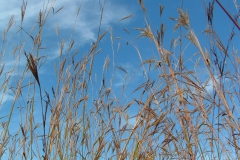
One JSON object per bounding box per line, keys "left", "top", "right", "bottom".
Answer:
{"left": 0, "top": 0, "right": 132, "bottom": 45}
{"left": 204, "top": 77, "right": 216, "bottom": 93}
{"left": 0, "top": 0, "right": 133, "bottom": 81}
{"left": 0, "top": 93, "right": 14, "bottom": 106}
{"left": 202, "top": 74, "right": 231, "bottom": 94}
{"left": 51, "top": 0, "right": 132, "bottom": 42}
{"left": 0, "top": 0, "right": 42, "bottom": 29}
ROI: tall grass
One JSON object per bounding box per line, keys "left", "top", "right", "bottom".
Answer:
{"left": 0, "top": 0, "right": 240, "bottom": 159}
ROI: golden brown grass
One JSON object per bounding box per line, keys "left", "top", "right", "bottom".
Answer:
{"left": 0, "top": 0, "right": 240, "bottom": 160}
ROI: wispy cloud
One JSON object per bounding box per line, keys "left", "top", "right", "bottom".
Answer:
{"left": 51, "top": 0, "right": 132, "bottom": 42}
{"left": 0, "top": 0, "right": 132, "bottom": 56}
{"left": 0, "top": 0, "right": 133, "bottom": 85}
{"left": 0, "top": 93, "right": 14, "bottom": 107}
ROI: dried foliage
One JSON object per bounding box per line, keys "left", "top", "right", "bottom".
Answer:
{"left": 0, "top": 0, "right": 240, "bottom": 160}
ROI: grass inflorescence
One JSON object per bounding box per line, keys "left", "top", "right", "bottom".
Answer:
{"left": 0, "top": 0, "right": 240, "bottom": 160}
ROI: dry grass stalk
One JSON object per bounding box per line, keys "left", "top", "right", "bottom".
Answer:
{"left": 1, "top": 0, "right": 240, "bottom": 159}
{"left": 134, "top": 26, "right": 154, "bottom": 40}
{"left": 2, "top": 15, "right": 15, "bottom": 42}
{"left": 24, "top": 52, "right": 40, "bottom": 87}
{"left": 171, "top": 9, "right": 190, "bottom": 32}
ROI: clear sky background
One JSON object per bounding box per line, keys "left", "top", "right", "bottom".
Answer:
{"left": 0, "top": 0, "right": 240, "bottom": 159}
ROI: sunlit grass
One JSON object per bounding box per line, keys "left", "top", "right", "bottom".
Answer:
{"left": 0, "top": 0, "right": 240, "bottom": 159}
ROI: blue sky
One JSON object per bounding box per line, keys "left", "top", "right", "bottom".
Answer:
{"left": 0, "top": 0, "right": 240, "bottom": 159}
